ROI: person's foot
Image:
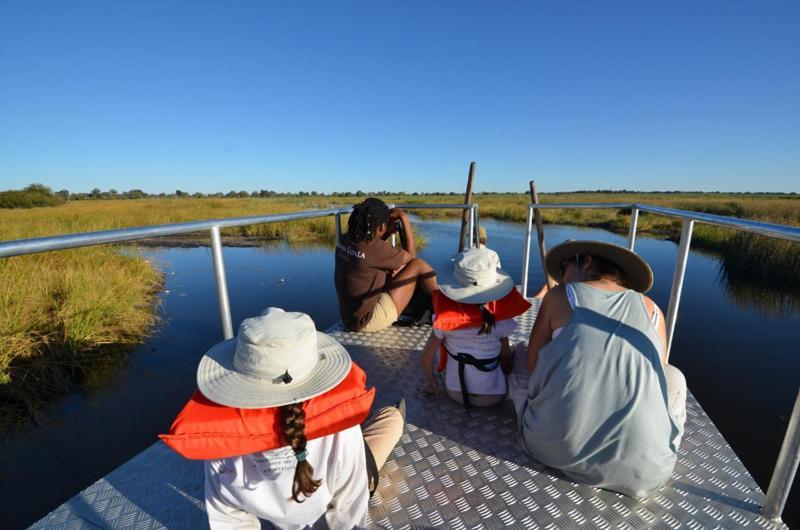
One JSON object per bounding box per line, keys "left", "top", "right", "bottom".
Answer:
{"left": 394, "top": 398, "right": 406, "bottom": 422}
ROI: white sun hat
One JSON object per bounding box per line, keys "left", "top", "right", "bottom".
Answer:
{"left": 437, "top": 247, "right": 515, "bottom": 304}
{"left": 197, "top": 307, "right": 351, "bottom": 409}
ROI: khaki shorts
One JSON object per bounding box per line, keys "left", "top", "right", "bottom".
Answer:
{"left": 361, "top": 292, "right": 398, "bottom": 332}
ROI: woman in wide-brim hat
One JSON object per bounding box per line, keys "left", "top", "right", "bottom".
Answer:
{"left": 508, "top": 240, "right": 688, "bottom": 498}
{"left": 420, "top": 246, "right": 531, "bottom": 409}
{"left": 162, "top": 307, "right": 405, "bottom": 530}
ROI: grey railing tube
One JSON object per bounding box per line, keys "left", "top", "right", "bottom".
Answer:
{"left": 0, "top": 207, "right": 347, "bottom": 258}
{"left": 628, "top": 207, "right": 639, "bottom": 250}
{"left": 473, "top": 204, "right": 482, "bottom": 248}
{"left": 210, "top": 226, "right": 234, "bottom": 340}
{"left": 521, "top": 205, "right": 534, "bottom": 298}
{"left": 335, "top": 212, "right": 342, "bottom": 243}
{"left": 467, "top": 205, "right": 476, "bottom": 250}
{"left": 665, "top": 219, "right": 694, "bottom": 358}
{"left": 762, "top": 390, "right": 800, "bottom": 521}
{"left": 635, "top": 204, "right": 800, "bottom": 243}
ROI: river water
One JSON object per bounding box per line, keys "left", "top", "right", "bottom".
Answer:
{"left": 2, "top": 219, "right": 798, "bottom": 528}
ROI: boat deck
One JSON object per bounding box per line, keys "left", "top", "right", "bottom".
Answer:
{"left": 30, "top": 299, "right": 787, "bottom": 529}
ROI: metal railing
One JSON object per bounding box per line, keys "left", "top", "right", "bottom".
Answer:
{"left": 0, "top": 202, "right": 478, "bottom": 339}
{"left": 520, "top": 201, "right": 800, "bottom": 522}
{"left": 1, "top": 199, "right": 797, "bottom": 521}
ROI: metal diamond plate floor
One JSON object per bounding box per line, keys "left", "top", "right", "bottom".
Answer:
{"left": 30, "top": 298, "right": 788, "bottom": 529}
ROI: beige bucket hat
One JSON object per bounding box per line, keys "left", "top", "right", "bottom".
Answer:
{"left": 437, "top": 247, "right": 515, "bottom": 304}
{"left": 197, "top": 307, "right": 351, "bottom": 408}
{"left": 545, "top": 240, "right": 654, "bottom": 293}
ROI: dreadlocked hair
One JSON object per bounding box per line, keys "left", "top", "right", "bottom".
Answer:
{"left": 477, "top": 303, "right": 496, "bottom": 335}
{"left": 281, "top": 402, "right": 321, "bottom": 502}
{"left": 347, "top": 198, "right": 390, "bottom": 242}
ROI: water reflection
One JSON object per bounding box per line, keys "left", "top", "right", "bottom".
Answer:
{"left": 721, "top": 271, "right": 800, "bottom": 317}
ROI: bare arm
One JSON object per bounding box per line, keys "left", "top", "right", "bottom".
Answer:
{"left": 527, "top": 290, "right": 556, "bottom": 373}
{"left": 642, "top": 295, "right": 668, "bottom": 365}
{"left": 655, "top": 303, "right": 668, "bottom": 365}
{"left": 390, "top": 208, "right": 416, "bottom": 259}
{"left": 420, "top": 332, "right": 442, "bottom": 395}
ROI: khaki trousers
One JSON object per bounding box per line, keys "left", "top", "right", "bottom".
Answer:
{"left": 362, "top": 406, "right": 404, "bottom": 470}
{"left": 360, "top": 293, "right": 399, "bottom": 333}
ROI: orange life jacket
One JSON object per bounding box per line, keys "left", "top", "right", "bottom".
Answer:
{"left": 432, "top": 288, "right": 531, "bottom": 372}
{"left": 160, "top": 362, "right": 375, "bottom": 460}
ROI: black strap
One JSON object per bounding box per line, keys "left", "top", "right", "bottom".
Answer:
{"left": 363, "top": 438, "right": 380, "bottom": 497}
{"left": 447, "top": 350, "right": 501, "bottom": 410}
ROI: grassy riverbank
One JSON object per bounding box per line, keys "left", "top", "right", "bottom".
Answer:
{"left": 1, "top": 193, "right": 798, "bottom": 430}
{"left": 416, "top": 192, "right": 800, "bottom": 285}
{"left": 0, "top": 197, "right": 420, "bottom": 429}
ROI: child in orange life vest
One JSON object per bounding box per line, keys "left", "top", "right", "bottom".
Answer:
{"left": 420, "top": 248, "right": 531, "bottom": 409}
{"left": 160, "top": 308, "right": 404, "bottom": 530}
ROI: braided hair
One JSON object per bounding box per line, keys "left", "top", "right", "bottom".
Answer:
{"left": 281, "top": 402, "right": 321, "bottom": 502}
{"left": 347, "top": 198, "right": 390, "bottom": 242}
{"left": 477, "top": 304, "right": 496, "bottom": 335}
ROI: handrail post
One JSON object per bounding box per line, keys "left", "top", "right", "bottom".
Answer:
{"left": 334, "top": 212, "right": 342, "bottom": 243}
{"left": 665, "top": 219, "right": 694, "bottom": 358}
{"left": 473, "top": 204, "right": 481, "bottom": 248}
{"left": 521, "top": 205, "right": 534, "bottom": 298}
{"left": 469, "top": 205, "right": 476, "bottom": 249}
{"left": 761, "top": 389, "right": 800, "bottom": 521}
{"left": 465, "top": 204, "right": 474, "bottom": 250}
{"left": 210, "top": 226, "right": 234, "bottom": 340}
{"left": 628, "top": 206, "right": 639, "bottom": 251}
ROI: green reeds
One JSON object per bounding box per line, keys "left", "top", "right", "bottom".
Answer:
{"left": 0, "top": 198, "right": 432, "bottom": 429}
{"left": 0, "top": 247, "right": 161, "bottom": 429}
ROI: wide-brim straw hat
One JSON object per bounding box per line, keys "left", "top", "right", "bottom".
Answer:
{"left": 197, "top": 308, "right": 351, "bottom": 409}
{"left": 545, "top": 240, "right": 654, "bottom": 293}
{"left": 437, "top": 247, "right": 515, "bottom": 304}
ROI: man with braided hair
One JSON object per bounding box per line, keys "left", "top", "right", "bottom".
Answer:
{"left": 335, "top": 197, "right": 437, "bottom": 332}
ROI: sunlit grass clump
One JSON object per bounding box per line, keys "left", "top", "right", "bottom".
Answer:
{"left": 0, "top": 247, "right": 161, "bottom": 429}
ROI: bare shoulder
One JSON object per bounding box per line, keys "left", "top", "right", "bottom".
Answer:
{"left": 543, "top": 283, "right": 571, "bottom": 319}
{"left": 640, "top": 293, "right": 663, "bottom": 315}
{"left": 542, "top": 283, "right": 567, "bottom": 305}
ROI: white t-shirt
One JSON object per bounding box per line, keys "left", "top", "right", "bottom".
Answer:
{"left": 433, "top": 318, "right": 516, "bottom": 396}
{"left": 204, "top": 425, "right": 368, "bottom": 530}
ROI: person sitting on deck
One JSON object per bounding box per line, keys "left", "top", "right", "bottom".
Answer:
{"left": 508, "top": 240, "right": 687, "bottom": 497}
{"left": 160, "top": 308, "right": 404, "bottom": 529}
{"left": 420, "top": 247, "right": 531, "bottom": 409}
{"left": 335, "top": 198, "right": 437, "bottom": 332}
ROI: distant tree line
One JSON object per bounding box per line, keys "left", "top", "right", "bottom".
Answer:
{"left": 0, "top": 184, "right": 67, "bottom": 208}
{"left": 1, "top": 184, "right": 795, "bottom": 209}
{"left": 0, "top": 185, "right": 475, "bottom": 208}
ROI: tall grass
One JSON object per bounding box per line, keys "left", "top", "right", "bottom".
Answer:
{"left": 0, "top": 248, "right": 160, "bottom": 429}
{"left": 0, "top": 198, "right": 430, "bottom": 429}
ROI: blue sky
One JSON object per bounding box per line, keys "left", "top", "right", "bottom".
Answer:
{"left": 1, "top": 1, "right": 798, "bottom": 194}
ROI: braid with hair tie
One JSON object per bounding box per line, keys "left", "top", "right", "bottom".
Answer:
{"left": 477, "top": 304, "right": 496, "bottom": 335}
{"left": 280, "top": 402, "right": 321, "bottom": 502}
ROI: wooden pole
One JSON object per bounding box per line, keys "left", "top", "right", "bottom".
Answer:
{"left": 458, "top": 162, "right": 476, "bottom": 252}
{"left": 529, "top": 180, "right": 556, "bottom": 288}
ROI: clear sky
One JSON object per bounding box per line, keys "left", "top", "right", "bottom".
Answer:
{"left": 1, "top": 1, "right": 798, "bottom": 194}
